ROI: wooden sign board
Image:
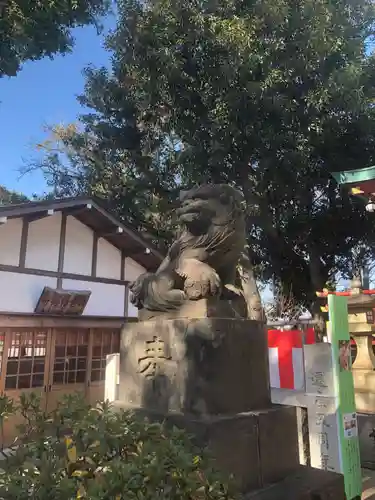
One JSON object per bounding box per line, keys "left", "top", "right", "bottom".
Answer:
{"left": 306, "top": 395, "right": 341, "bottom": 473}
{"left": 327, "top": 295, "right": 362, "bottom": 500}
{"left": 271, "top": 305, "right": 361, "bottom": 499}
{"left": 304, "top": 343, "right": 334, "bottom": 397}
{"left": 35, "top": 287, "right": 91, "bottom": 315}
{"left": 303, "top": 344, "right": 342, "bottom": 473}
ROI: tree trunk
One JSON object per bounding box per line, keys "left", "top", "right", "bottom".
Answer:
{"left": 238, "top": 247, "right": 264, "bottom": 321}
{"left": 308, "top": 244, "right": 327, "bottom": 341}
{"left": 361, "top": 266, "right": 369, "bottom": 289}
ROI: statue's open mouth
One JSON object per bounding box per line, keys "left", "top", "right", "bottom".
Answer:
{"left": 177, "top": 200, "right": 202, "bottom": 218}
{"left": 178, "top": 197, "right": 208, "bottom": 214}
{"left": 178, "top": 209, "right": 200, "bottom": 222}
{"left": 177, "top": 199, "right": 212, "bottom": 233}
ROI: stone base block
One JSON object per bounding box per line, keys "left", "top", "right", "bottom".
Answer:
{"left": 119, "top": 317, "right": 271, "bottom": 415}
{"left": 246, "top": 465, "right": 346, "bottom": 499}
{"left": 113, "top": 402, "right": 299, "bottom": 492}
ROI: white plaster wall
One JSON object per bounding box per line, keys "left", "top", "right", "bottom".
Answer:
{"left": 26, "top": 213, "right": 61, "bottom": 271}
{"left": 64, "top": 216, "right": 93, "bottom": 275}
{"left": 124, "top": 257, "right": 146, "bottom": 282}
{"left": 0, "top": 218, "right": 22, "bottom": 266}
{"left": 62, "top": 279, "right": 125, "bottom": 316}
{"left": 0, "top": 271, "right": 57, "bottom": 313}
{"left": 96, "top": 238, "right": 121, "bottom": 280}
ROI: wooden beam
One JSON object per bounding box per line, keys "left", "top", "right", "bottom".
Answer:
{"left": 65, "top": 204, "right": 92, "bottom": 218}
{"left": 99, "top": 226, "right": 124, "bottom": 238}
{"left": 91, "top": 234, "right": 98, "bottom": 277}
{"left": 124, "top": 283, "right": 129, "bottom": 316}
{"left": 0, "top": 263, "right": 129, "bottom": 286}
{"left": 0, "top": 312, "right": 136, "bottom": 329}
{"left": 0, "top": 197, "right": 93, "bottom": 219}
{"left": 92, "top": 203, "right": 163, "bottom": 260}
{"left": 19, "top": 218, "right": 29, "bottom": 268}
{"left": 57, "top": 214, "right": 67, "bottom": 288}
{"left": 120, "top": 250, "right": 126, "bottom": 281}
{"left": 26, "top": 209, "right": 55, "bottom": 223}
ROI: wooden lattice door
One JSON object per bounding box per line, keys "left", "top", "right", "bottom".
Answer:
{"left": 1, "top": 327, "right": 50, "bottom": 447}
{"left": 46, "top": 328, "right": 89, "bottom": 412}
{"left": 87, "top": 329, "right": 120, "bottom": 405}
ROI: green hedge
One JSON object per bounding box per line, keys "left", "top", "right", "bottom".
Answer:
{"left": 0, "top": 393, "right": 238, "bottom": 499}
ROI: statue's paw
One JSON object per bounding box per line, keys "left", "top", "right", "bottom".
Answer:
{"left": 183, "top": 266, "right": 221, "bottom": 299}
{"left": 184, "top": 280, "right": 207, "bottom": 300}
{"left": 167, "top": 289, "right": 186, "bottom": 303}
{"left": 129, "top": 272, "right": 160, "bottom": 309}
{"left": 129, "top": 278, "right": 144, "bottom": 306}
{"left": 129, "top": 272, "right": 152, "bottom": 293}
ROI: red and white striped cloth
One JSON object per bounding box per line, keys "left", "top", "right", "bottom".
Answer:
{"left": 267, "top": 328, "right": 316, "bottom": 390}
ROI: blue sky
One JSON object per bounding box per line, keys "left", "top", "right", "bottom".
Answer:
{"left": 0, "top": 16, "right": 115, "bottom": 197}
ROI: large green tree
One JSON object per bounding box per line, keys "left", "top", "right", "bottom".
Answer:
{"left": 31, "top": 0, "right": 375, "bottom": 317}
{"left": 0, "top": 0, "right": 110, "bottom": 77}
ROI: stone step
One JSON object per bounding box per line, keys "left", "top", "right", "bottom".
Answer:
{"left": 245, "top": 465, "right": 346, "bottom": 500}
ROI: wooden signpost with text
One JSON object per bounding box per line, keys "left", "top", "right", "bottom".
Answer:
{"left": 325, "top": 293, "right": 362, "bottom": 499}
{"left": 271, "top": 293, "right": 362, "bottom": 499}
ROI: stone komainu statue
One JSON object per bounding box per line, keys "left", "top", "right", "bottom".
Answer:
{"left": 130, "top": 184, "right": 259, "bottom": 317}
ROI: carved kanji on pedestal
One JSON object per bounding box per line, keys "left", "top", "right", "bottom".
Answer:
{"left": 137, "top": 336, "right": 171, "bottom": 378}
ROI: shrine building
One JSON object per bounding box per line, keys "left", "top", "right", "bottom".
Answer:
{"left": 0, "top": 196, "right": 162, "bottom": 444}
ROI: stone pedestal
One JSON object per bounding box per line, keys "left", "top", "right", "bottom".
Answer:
{"left": 113, "top": 401, "right": 300, "bottom": 492}
{"left": 116, "top": 304, "right": 345, "bottom": 498}
{"left": 119, "top": 317, "right": 271, "bottom": 414}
